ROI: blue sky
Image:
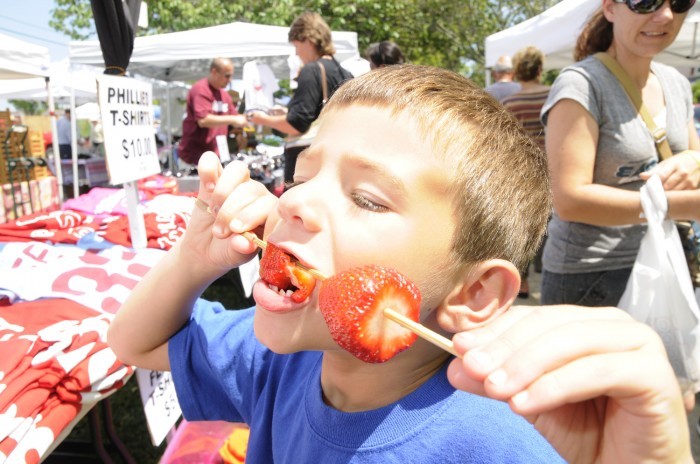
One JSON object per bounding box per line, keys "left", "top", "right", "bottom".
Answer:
{"left": 0, "top": 0, "right": 77, "bottom": 62}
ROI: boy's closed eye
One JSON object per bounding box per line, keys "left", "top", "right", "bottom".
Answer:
{"left": 286, "top": 179, "right": 390, "bottom": 213}
{"left": 350, "top": 192, "right": 389, "bottom": 212}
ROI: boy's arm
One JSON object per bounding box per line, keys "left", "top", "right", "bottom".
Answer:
{"left": 107, "top": 152, "right": 277, "bottom": 371}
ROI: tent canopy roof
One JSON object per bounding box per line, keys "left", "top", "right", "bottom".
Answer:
{"left": 69, "top": 21, "right": 359, "bottom": 81}
{"left": 0, "top": 32, "right": 50, "bottom": 79}
{"left": 485, "top": 0, "right": 700, "bottom": 73}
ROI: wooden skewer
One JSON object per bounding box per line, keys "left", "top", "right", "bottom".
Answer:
{"left": 383, "top": 308, "right": 461, "bottom": 358}
{"left": 293, "top": 262, "right": 328, "bottom": 282}
{"left": 241, "top": 231, "right": 267, "bottom": 250}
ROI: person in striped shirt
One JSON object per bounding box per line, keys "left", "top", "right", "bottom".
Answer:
{"left": 502, "top": 46, "right": 551, "bottom": 299}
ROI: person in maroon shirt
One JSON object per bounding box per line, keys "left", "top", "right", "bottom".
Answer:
{"left": 179, "top": 58, "right": 248, "bottom": 166}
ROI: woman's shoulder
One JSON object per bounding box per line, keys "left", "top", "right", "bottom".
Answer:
{"left": 558, "top": 56, "right": 607, "bottom": 81}
{"left": 651, "top": 61, "right": 690, "bottom": 85}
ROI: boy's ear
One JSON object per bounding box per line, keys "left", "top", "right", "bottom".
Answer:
{"left": 435, "top": 259, "right": 521, "bottom": 334}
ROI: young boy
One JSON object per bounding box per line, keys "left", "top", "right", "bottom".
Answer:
{"left": 108, "top": 65, "right": 690, "bottom": 463}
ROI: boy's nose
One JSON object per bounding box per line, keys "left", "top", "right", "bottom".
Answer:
{"left": 277, "top": 183, "right": 324, "bottom": 233}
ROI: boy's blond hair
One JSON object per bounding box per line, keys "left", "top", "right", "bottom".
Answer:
{"left": 323, "top": 65, "right": 550, "bottom": 272}
{"left": 288, "top": 11, "right": 336, "bottom": 57}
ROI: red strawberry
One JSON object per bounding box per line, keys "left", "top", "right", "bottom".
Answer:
{"left": 319, "top": 265, "right": 421, "bottom": 363}
{"left": 259, "top": 243, "right": 316, "bottom": 303}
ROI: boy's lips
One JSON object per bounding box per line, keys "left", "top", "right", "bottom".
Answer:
{"left": 253, "top": 280, "right": 313, "bottom": 313}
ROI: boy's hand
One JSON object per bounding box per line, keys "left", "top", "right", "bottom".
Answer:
{"left": 446, "top": 305, "right": 692, "bottom": 464}
{"left": 183, "top": 152, "right": 277, "bottom": 278}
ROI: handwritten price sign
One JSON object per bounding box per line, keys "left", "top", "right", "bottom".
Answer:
{"left": 96, "top": 75, "right": 160, "bottom": 185}
{"left": 136, "top": 369, "right": 182, "bottom": 446}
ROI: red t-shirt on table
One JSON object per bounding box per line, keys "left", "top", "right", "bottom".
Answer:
{"left": 179, "top": 78, "right": 237, "bottom": 165}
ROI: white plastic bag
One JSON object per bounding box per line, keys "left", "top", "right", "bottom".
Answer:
{"left": 618, "top": 175, "right": 700, "bottom": 394}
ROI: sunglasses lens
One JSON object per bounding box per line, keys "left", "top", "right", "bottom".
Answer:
{"left": 627, "top": 0, "right": 696, "bottom": 12}
{"left": 670, "top": 0, "right": 696, "bottom": 13}
{"left": 628, "top": 0, "right": 664, "bottom": 13}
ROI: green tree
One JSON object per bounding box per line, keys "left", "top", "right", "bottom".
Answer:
{"left": 8, "top": 100, "right": 47, "bottom": 115}
{"left": 50, "top": 0, "right": 561, "bottom": 85}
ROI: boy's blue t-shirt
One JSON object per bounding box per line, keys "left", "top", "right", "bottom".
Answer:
{"left": 169, "top": 300, "right": 565, "bottom": 463}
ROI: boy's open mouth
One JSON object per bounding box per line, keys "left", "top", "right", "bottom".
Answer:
{"left": 259, "top": 242, "right": 316, "bottom": 303}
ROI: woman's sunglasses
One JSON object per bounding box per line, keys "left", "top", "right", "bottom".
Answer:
{"left": 613, "top": 0, "right": 696, "bottom": 14}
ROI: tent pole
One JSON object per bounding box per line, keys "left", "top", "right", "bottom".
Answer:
{"left": 46, "top": 77, "right": 63, "bottom": 203}
{"left": 166, "top": 82, "right": 173, "bottom": 169}
{"left": 70, "top": 62, "right": 79, "bottom": 199}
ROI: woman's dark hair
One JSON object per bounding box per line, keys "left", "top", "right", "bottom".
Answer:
{"left": 574, "top": 9, "right": 613, "bottom": 62}
{"left": 365, "top": 41, "right": 406, "bottom": 68}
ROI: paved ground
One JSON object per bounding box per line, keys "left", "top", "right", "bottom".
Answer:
{"left": 517, "top": 269, "right": 700, "bottom": 462}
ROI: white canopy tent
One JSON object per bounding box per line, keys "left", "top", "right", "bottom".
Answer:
{"left": 485, "top": 0, "right": 700, "bottom": 75}
{"left": 69, "top": 21, "right": 360, "bottom": 82}
{"left": 0, "top": 32, "right": 50, "bottom": 79}
{"left": 0, "top": 60, "right": 101, "bottom": 104}
{"left": 0, "top": 32, "right": 63, "bottom": 197}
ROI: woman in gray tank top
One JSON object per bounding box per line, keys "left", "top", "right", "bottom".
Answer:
{"left": 540, "top": 0, "right": 700, "bottom": 307}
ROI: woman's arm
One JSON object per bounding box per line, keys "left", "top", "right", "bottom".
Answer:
{"left": 546, "top": 99, "right": 644, "bottom": 226}
{"left": 248, "top": 112, "right": 301, "bottom": 136}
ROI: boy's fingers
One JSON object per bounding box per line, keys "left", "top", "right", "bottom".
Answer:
{"left": 468, "top": 318, "right": 658, "bottom": 402}
{"left": 213, "top": 179, "right": 274, "bottom": 238}
{"left": 505, "top": 349, "right": 675, "bottom": 416}
{"left": 209, "top": 161, "right": 252, "bottom": 212}
{"left": 197, "top": 151, "right": 223, "bottom": 202}
{"left": 446, "top": 358, "right": 488, "bottom": 397}
{"left": 453, "top": 305, "right": 632, "bottom": 354}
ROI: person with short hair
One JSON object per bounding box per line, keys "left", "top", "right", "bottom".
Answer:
{"left": 109, "top": 64, "right": 692, "bottom": 463}
{"left": 365, "top": 41, "right": 405, "bottom": 69}
{"left": 485, "top": 55, "right": 521, "bottom": 102}
{"left": 178, "top": 57, "right": 249, "bottom": 167}
{"left": 502, "top": 46, "right": 551, "bottom": 296}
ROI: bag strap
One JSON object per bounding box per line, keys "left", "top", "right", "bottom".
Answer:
{"left": 594, "top": 52, "right": 673, "bottom": 161}
{"left": 317, "top": 61, "right": 329, "bottom": 105}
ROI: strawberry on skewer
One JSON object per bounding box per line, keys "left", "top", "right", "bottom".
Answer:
{"left": 318, "top": 265, "right": 421, "bottom": 363}
{"left": 258, "top": 242, "right": 317, "bottom": 303}
{"left": 243, "top": 230, "right": 457, "bottom": 360}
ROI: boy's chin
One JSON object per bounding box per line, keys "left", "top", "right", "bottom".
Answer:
{"left": 252, "top": 307, "right": 329, "bottom": 354}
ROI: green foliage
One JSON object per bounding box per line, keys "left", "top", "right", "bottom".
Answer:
{"left": 692, "top": 79, "right": 700, "bottom": 104}
{"left": 542, "top": 69, "right": 560, "bottom": 87}
{"left": 8, "top": 100, "right": 47, "bottom": 115}
{"left": 50, "top": 0, "right": 562, "bottom": 85}
{"left": 273, "top": 79, "right": 293, "bottom": 100}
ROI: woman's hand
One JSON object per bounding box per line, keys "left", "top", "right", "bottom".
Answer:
{"left": 640, "top": 150, "right": 700, "bottom": 190}
{"left": 447, "top": 305, "right": 692, "bottom": 464}
{"left": 247, "top": 111, "right": 267, "bottom": 126}
{"left": 182, "top": 152, "right": 278, "bottom": 279}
